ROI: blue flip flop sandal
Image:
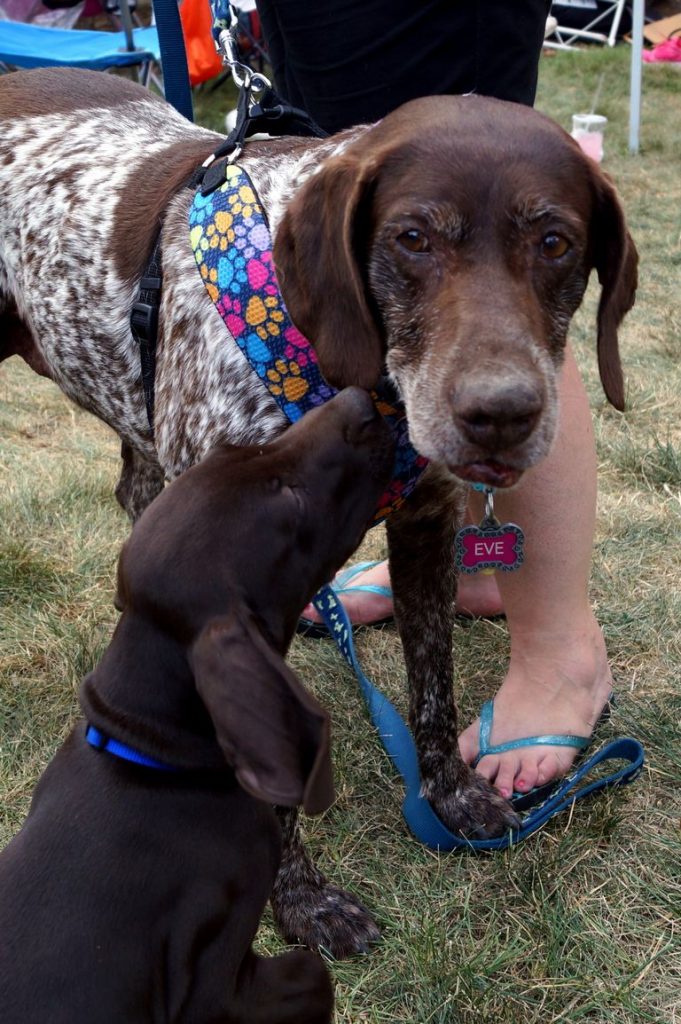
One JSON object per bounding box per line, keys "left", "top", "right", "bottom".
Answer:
{"left": 296, "top": 559, "right": 505, "bottom": 638}
{"left": 473, "top": 697, "right": 613, "bottom": 811}
{"left": 296, "top": 560, "right": 393, "bottom": 638}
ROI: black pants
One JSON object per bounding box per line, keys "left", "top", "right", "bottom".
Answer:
{"left": 255, "top": 0, "right": 553, "bottom": 134}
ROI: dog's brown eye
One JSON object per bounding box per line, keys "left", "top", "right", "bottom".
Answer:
{"left": 397, "top": 229, "right": 430, "bottom": 253}
{"left": 540, "top": 233, "right": 570, "bottom": 260}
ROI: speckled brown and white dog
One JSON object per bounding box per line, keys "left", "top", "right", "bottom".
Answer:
{"left": 0, "top": 68, "right": 637, "bottom": 956}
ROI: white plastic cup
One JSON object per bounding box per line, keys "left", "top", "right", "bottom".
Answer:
{"left": 571, "top": 113, "right": 608, "bottom": 163}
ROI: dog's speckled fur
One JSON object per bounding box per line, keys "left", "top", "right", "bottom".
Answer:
{"left": 0, "top": 69, "right": 637, "bottom": 956}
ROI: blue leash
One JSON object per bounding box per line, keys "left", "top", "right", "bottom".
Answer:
{"left": 312, "top": 585, "right": 645, "bottom": 852}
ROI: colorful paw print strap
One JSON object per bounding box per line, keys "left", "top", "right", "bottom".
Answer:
{"left": 188, "top": 163, "right": 428, "bottom": 525}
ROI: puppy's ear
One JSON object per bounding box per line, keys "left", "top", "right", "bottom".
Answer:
{"left": 190, "top": 611, "right": 334, "bottom": 815}
{"left": 273, "top": 153, "right": 384, "bottom": 391}
{"left": 589, "top": 168, "right": 638, "bottom": 411}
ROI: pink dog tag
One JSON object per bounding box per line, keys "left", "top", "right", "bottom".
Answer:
{"left": 455, "top": 522, "right": 524, "bottom": 574}
{"left": 455, "top": 487, "right": 524, "bottom": 574}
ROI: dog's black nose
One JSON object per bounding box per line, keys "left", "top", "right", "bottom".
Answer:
{"left": 335, "top": 387, "right": 382, "bottom": 444}
{"left": 452, "top": 378, "right": 543, "bottom": 450}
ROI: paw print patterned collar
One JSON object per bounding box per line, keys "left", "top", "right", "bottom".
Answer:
{"left": 188, "top": 163, "right": 427, "bottom": 524}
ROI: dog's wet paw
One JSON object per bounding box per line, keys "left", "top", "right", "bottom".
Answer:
{"left": 271, "top": 879, "right": 380, "bottom": 959}
{"left": 426, "top": 765, "right": 521, "bottom": 839}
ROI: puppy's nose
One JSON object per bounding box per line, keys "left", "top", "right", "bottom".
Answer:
{"left": 452, "top": 378, "right": 542, "bottom": 450}
{"left": 336, "top": 387, "right": 381, "bottom": 443}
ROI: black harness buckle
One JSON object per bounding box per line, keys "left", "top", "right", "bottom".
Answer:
{"left": 130, "top": 238, "right": 163, "bottom": 430}
{"left": 131, "top": 300, "right": 159, "bottom": 339}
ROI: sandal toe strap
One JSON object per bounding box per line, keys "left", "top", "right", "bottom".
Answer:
{"left": 476, "top": 699, "right": 589, "bottom": 765}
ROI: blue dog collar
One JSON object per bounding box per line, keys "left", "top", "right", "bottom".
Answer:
{"left": 85, "top": 724, "right": 179, "bottom": 773}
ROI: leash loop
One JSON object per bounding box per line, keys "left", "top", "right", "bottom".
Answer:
{"left": 312, "top": 585, "right": 645, "bottom": 852}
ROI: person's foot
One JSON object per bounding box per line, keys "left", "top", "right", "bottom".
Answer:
{"left": 299, "top": 560, "right": 504, "bottom": 625}
{"left": 458, "top": 616, "right": 613, "bottom": 798}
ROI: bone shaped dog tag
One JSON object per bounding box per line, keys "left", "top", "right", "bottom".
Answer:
{"left": 455, "top": 522, "right": 524, "bottom": 574}
{"left": 454, "top": 488, "right": 524, "bottom": 574}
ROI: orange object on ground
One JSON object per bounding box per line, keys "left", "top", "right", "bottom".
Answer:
{"left": 179, "top": 0, "right": 222, "bottom": 86}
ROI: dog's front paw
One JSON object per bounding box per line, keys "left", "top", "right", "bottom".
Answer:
{"left": 425, "top": 764, "right": 521, "bottom": 839}
{"left": 271, "top": 876, "right": 380, "bottom": 959}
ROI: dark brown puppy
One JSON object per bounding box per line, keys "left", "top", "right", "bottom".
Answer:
{"left": 0, "top": 388, "right": 394, "bottom": 1024}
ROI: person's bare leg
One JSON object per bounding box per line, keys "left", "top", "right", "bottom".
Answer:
{"left": 457, "top": 346, "right": 613, "bottom": 796}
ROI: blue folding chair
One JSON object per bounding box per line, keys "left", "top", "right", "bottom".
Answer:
{"left": 0, "top": 0, "right": 161, "bottom": 85}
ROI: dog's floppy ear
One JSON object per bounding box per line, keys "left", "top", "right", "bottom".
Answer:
{"left": 190, "top": 610, "right": 334, "bottom": 815}
{"left": 273, "top": 153, "right": 384, "bottom": 391}
{"left": 589, "top": 167, "right": 638, "bottom": 411}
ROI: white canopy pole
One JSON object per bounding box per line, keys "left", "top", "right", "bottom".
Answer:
{"left": 629, "top": 0, "right": 645, "bottom": 153}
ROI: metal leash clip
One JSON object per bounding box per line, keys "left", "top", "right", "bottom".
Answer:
{"left": 218, "top": 3, "right": 271, "bottom": 92}
{"left": 199, "top": 2, "right": 328, "bottom": 189}
{"left": 208, "top": 4, "right": 273, "bottom": 166}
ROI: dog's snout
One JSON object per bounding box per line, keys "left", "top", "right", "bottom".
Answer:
{"left": 336, "top": 387, "right": 381, "bottom": 443}
{"left": 452, "top": 378, "right": 543, "bottom": 450}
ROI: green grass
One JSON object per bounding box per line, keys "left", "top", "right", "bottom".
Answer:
{"left": 1, "top": 45, "right": 680, "bottom": 1022}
